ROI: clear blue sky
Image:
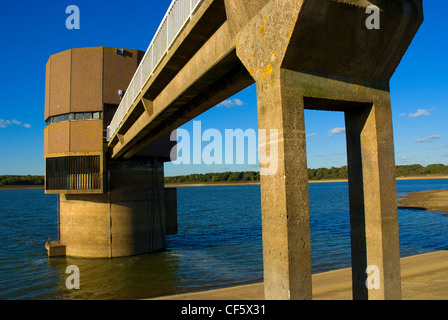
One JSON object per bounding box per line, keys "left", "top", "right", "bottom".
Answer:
{"left": 0, "top": 1, "right": 447, "bottom": 176}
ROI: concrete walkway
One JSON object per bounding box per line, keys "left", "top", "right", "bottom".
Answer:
{"left": 151, "top": 250, "right": 448, "bottom": 300}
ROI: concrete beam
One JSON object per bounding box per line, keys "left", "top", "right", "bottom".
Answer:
{"left": 107, "top": 0, "right": 226, "bottom": 149}
{"left": 111, "top": 22, "right": 239, "bottom": 159}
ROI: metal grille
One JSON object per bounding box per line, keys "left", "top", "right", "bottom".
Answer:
{"left": 46, "top": 156, "right": 102, "bottom": 191}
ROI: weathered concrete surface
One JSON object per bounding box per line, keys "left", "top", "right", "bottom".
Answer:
{"left": 225, "top": 0, "right": 422, "bottom": 300}
{"left": 45, "top": 241, "right": 66, "bottom": 257}
{"left": 345, "top": 95, "right": 401, "bottom": 300}
{"left": 59, "top": 159, "right": 174, "bottom": 258}
{"left": 108, "top": 0, "right": 253, "bottom": 159}
{"left": 152, "top": 250, "right": 448, "bottom": 300}
{"left": 256, "top": 71, "right": 312, "bottom": 300}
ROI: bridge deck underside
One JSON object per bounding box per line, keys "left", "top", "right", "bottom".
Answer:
{"left": 108, "top": 0, "right": 254, "bottom": 160}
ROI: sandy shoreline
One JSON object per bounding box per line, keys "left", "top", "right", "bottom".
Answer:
{"left": 398, "top": 188, "right": 448, "bottom": 215}
{"left": 151, "top": 250, "right": 448, "bottom": 300}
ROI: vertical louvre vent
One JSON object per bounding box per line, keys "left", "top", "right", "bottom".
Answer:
{"left": 46, "top": 156, "right": 102, "bottom": 191}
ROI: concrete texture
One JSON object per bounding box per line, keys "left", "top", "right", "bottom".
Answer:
{"left": 58, "top": 159, "right": 175, "bottom": 258}
{"left": 344, "top": 96, "right": 401, "bottom": 300}
{"left": 152, "top": 250, "right": 448, "bottom": 300}
{"left": 226, "top": 0, "right": 422, "bottom": 300}
{"left": 45, "top": 241, "right": 66, "bottom": 258}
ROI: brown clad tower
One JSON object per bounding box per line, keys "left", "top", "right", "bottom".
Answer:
{"left": 44, "top": 47, "right": 176, "bottom": 258}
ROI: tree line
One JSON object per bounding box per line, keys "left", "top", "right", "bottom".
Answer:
{"left": 0, "top": 175, "right": 44, "bottom": 186}
{"left": 1, "top": 164, "right": 447, "bottom": 186}
{"left": 165, "top": 164, "right": 448, "bottom": 184}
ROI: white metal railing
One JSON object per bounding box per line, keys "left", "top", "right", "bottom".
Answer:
{"left": 107, "top": 0, "right": 203, "bottom": 141}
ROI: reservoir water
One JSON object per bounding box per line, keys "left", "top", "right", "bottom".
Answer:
{"left": 0, "top": 179, "right": 447, "bottom": 300}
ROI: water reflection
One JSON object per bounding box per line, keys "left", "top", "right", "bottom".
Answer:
{"left": 45, "top": 252, "right": 181, "bottom": 300}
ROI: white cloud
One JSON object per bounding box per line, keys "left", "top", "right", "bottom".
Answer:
{"left": 0, "top": 119, "right": 12, "bottom": 128}
{"left": 233, "top": 98, "right": 244, "bottom": 106}
{"left": 328, "top": 127, "right": 346, "bottom": 137}
{"left": 0, "top": 119, "right": 31, "bottom": 129}
{"left": 218, "top": 98, "right": 245, "bottom": 108}
{"left": 307, "top": 133, "right": 317, "bottom": 138}
{"left": 399, "top": 113, "right": 406, "bottom": 117}
{"left": 408, "top": 109, "right": 431, "bottom": 118}
{"left": 414, "top": 135, "right": 442, "bottom": 143}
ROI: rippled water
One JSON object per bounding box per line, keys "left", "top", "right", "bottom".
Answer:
{"left": 0, "top": 179, "right": 447, "bottom": 300}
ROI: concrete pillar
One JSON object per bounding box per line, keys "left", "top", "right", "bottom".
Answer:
{"left": 345, "top": 97, "right": 402, "bottom": 300}
{"left": 59, "top": 158, "right": 170, "bottom": 258}
{"left": 224, "top": 0, "right": 422, "bottom": 300}
{"left": 257, "top": 70, "right": 312, "bottom": 300}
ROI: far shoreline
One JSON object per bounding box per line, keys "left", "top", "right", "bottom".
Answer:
{"left": 0, "top": 185, "right": 44, "bottom": 191}
{"left": 1, "top": 175, "right": 447, "bottom": 191}
{"left": 165, "top": 175, "right": 448, "bottom": 188}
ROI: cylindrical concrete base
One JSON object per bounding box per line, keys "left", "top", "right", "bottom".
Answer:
{"left": 59, "top": 159, "right": 169, "bottom": 258}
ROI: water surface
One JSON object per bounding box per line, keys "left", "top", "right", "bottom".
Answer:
{"left": 0, "top": 179, "right": 447, "bottom": 299}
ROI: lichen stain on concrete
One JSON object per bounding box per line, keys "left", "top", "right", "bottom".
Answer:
{"left": 259, "top": 64, "right": 273, "bottom": 82}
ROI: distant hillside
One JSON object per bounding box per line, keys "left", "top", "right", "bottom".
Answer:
{"left": 1, "top": 164, "right": 447, "bottom": 187}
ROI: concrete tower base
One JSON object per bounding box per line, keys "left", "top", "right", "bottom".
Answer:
{"left": 55, "top": 159, "right": 175, "bottom": 258}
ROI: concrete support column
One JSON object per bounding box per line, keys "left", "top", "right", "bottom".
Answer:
{"left": 59, "top": 158, "right": 171, "bottom": 258}
{"left": 257, "top": 70, "right": 312, "bottom": 300}
{"left": 345, "top": 97, "right": 402, "bottom": 300}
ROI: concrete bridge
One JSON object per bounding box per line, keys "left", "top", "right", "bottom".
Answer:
{"left": 44, "top": 0, "right": 423, "bottom": 300}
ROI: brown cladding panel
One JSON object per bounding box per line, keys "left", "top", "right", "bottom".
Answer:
{"left": 49, "top": 50, "right": 71, "bottom": 117}
{"left": 69, "top": 120, "right": 103, "bottom": 153}
{"left": 103, "top": 48, "right": 142, "bottom": 106}
{"left": 44, "top": 126, "right": 49, "bottom": 155}
{"left": 45, "top": 122, "right": 70, "bottom": 155}
{"left": 71, "top": 47, "right": 103, "bottom": 113}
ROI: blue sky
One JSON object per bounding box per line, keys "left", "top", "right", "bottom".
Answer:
{"left": 0, "top": 1, "right": 447, "bottom": 176}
